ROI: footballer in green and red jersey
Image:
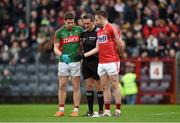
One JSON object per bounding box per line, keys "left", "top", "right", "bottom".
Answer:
{"left": 55, "top": 25, "right": 83, "bottom": 62}
{"left": 54, "top": 11, "right": 83, "bottom": 117}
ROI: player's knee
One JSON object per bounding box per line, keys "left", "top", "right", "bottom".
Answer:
{"left": 86, "top": 84, "right": 93, "bottom": 90}
{"left": 72, "top": 83, "right": 80, "bottom": 90}
{"left": 95, "top": 85, "right": 101, "bottom": 91}
{"left": 102, "top": 83, "right": 109, "bottom": 90}
{"left": 59, "top": 83, "right": 66, "bottom": 90}
{"left": 111, "top": 82, "right": 118, "bottom": 90}
{"left": 110, "top": 76, "right": 118, "bottom": 83}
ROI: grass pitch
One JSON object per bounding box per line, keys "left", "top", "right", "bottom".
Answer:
{"left": 0, "top": 104, "right": 180, "bottom": 122}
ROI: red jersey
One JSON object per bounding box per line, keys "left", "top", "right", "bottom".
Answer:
{"left": 97, "top": 23, "right": 120, "bottom": 63}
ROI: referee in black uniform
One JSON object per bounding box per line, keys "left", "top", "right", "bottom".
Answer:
{"left": 80, "top": 14, "right": 104, "bottom": 116}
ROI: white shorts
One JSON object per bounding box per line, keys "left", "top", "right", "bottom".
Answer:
{"left": 98, "top": 62, "right": 120, "bottom": 76}
{"left": 58, "top": 62, "right": 81, "bottom": 77}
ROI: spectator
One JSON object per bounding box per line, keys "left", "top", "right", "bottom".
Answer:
{"left": 29, "top": 22, "right": 38, "bottom": 46}
{"left": 106, "top": 0, "right": 118, "bottom": 23}
{"left": 0, "top": 45, "right": 11, "bottom": 64}
{"left": 167, "top": 32, "right": 179, "bottom": 51}
{"left": 114, "top": 0, "right": 125, "bottom": 15}
{"left": 121, "top": 62, "right": 138, "bottom": 104}
{"left": 57, "top": 11, "right": 64, "bottom": 27}
{"left": 19, "top": 40, "right": 33, "bottom": 64}
{"left": 30, "top": 10, "right": 40, "bottom": 25}
{"left": 15, "top": 20, "right": 29, "bottom": 41}
{"left": 158, "top": 32, "right": 167, "bottom": 57}
{"left": 38, "top": 40, "right": 53, "bottom": 64}
{"left": 159, "top": 0, "right": 168, "bottom": 20}
{"left": 9, "top": 40, "right": 20, "bottom": 65}
{"left": 168, "top": 20, "right": 178, "bottom": 34}
{"left": 123, "top": 0, "right": 137, "bottom": 24}
{"left": 143, "top": 19, "right": 158, "bottom": 38}
{"left": 146, "top": 35, "right": 159, "bottom": 57}
{"left": 0, "top": 0, "right": 179, "bottom": 64}
{"left": 156, "top": 19, "right": 169, "bottom": 36}
{"left": 169, "top": 48, "right": 176, "bottom": 58}
{"left": 0, "top": 29, "right": 11, "bottom": 47}
{"left": 0, "top": 68, "right": 12, "bottom": 95}
{"left": 125, "top": 31, "right": 139, "bottom": 57}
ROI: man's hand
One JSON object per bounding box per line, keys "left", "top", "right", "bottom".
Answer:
{"left": 61, "top": 54, "right": 71, "bottom": 64}
{"left": 76, "top": 44, "right": 85, "bottom": 60}
{"left": 76, "top": 52, "right": 85, "bottom": 60}
{"left": 119, "top": 49, "right": 125, "bottom": 59}
{"left": 119, "top": 41, "right": 125, "bottom": 59}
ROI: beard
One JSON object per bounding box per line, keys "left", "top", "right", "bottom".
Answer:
{"left": 96, "top": 24, "right": 103, "bottom": 28}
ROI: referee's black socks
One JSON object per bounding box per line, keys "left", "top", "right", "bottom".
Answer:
{"left": 86, "top": 90, "right": 94, "bottom": 113}
{"left": 97, "top": 91, "right": 104, "bottom": 112}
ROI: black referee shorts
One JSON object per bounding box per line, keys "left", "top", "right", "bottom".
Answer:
{"left": 82, "top": 60, "right": 100, "bottom": 80}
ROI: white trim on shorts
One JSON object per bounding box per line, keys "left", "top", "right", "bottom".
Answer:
{"left": 58, "top": 62, "right": 81, "bottom": 77}
{"left": 97, "top": 62, "right": 120, "bottom": 76}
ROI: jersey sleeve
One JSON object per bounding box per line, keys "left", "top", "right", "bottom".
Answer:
{"left": 78, "top": 31, "right": 85, "bottom": 55}
{"left": 111, "top": 24, "right": 122, "bottom": 40}
{"left": 78, "top": 26, "right": 84, "bottom": 46}
{"left": 78, "top": 26, "right": 84, "bottom": 34}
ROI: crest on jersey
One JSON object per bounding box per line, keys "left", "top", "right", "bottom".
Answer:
{"left": 98, "top": 35, "right": 107, "bottom": 43}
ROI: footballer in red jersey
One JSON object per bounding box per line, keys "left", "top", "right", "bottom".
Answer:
{"left": 84, "top": 10, "right": 125, "bottom": 117}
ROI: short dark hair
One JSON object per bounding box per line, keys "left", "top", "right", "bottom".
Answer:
{"left": 95, "top": 10, "right": 108, "bottom": 18}
{"left": 64, "top": 11, "right": 74, "bottom": 20}
{"left": 82, "top": 14, "right": 95, "bottom": 22}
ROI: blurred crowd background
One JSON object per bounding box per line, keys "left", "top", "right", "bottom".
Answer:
{"left": 0, "top": 0, "right": 179, "bottom": 65}
{"left": 0, "top": 0, "right": 179, "bottom": 104}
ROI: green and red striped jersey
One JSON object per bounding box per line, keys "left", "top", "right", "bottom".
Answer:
{"left": 55, "top": 25, "right": 83, "bottom": 62}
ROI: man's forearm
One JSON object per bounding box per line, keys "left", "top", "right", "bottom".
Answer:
{"left": 118, "top": 47, "right": 124, "bottom": 59}
{"left": 54, "top": 48, "right": 62, "bottom": 56}
{"left": 117, "top": 40, "right": 125, "bottom": 59}
{"left": 84, "top": 47, "right": 98, "bottom": 58}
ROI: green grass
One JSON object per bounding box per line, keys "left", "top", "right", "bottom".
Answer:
{"left": 0, "top": 104, "right": 180, "bottom": 122}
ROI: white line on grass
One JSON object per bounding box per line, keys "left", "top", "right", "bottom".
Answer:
{"left": 144, "top": 112, "right": 180, "bottom": 116}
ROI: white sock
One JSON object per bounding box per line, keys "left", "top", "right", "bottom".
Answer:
{"left": 115, "top": 109, "right": 121, "bottom": 113}
{"left": 105, "top": 109, "right": 110, "bottom": 114}
{"left": 73, "top": 108, "right": 79, "bottom": 112}
{"left": 59, "top": 107, "right": 64, "bottom": 112}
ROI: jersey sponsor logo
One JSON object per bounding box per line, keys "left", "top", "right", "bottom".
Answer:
{"left": 61, "top": 36, "right": 80, "bottom": 44}
{"left": 89, "top": 37, "right": 96, "bottom": 40}
{"left": 98, "top": 35, "right": 107, "bottom": 43}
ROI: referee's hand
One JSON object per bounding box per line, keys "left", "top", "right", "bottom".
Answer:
{"left": 77, "top": 52, "right": 85, "bottom": 60}
{"left": 76, "top": 46, "right": 84, "bottom": 60}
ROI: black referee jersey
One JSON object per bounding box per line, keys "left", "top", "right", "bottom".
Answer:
{"left": 80, "top": 26, "right": 99, "bottom": 61}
